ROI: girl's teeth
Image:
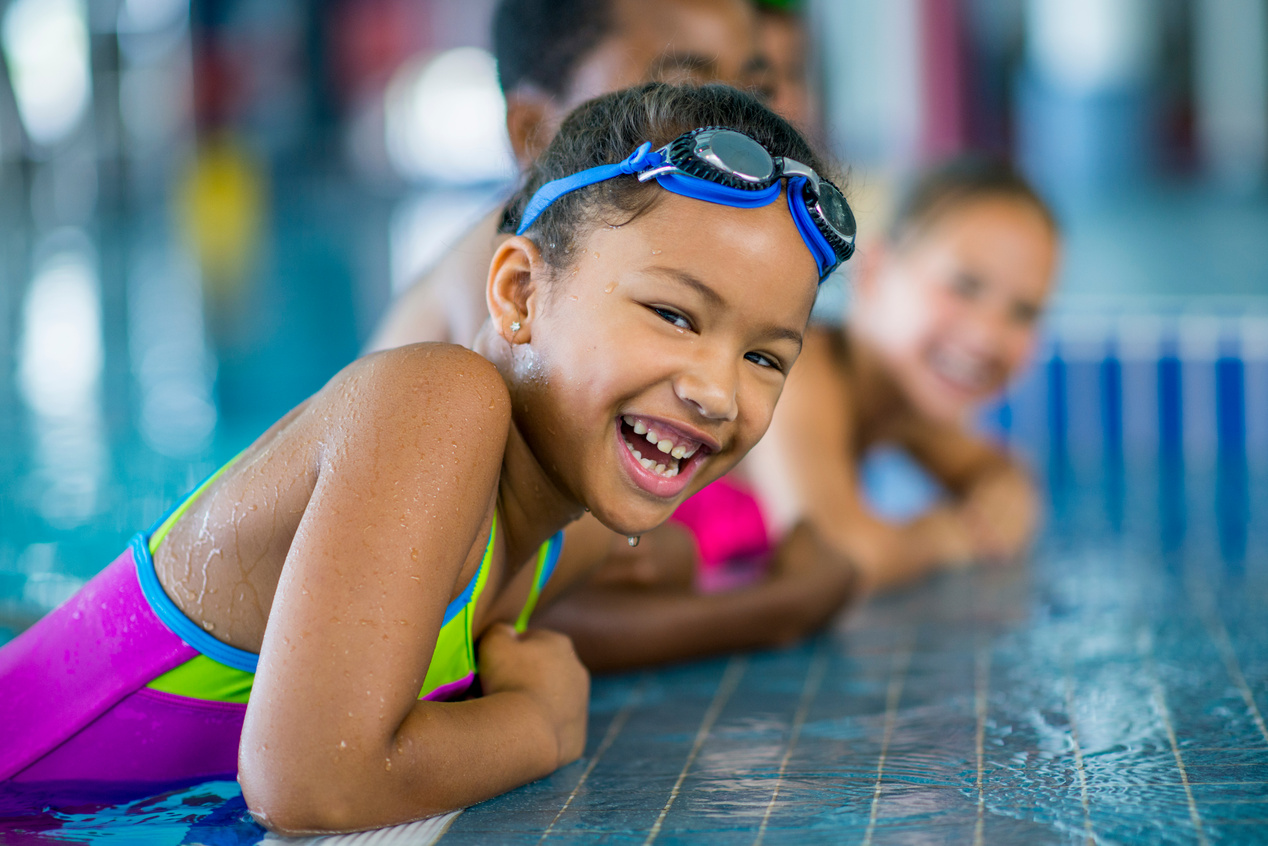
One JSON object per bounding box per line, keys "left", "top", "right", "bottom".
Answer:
{"left": 623, "top": 416, "right": 702, "bottom": 469}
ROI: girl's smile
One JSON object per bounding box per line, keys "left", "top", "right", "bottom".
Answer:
{"left": 616, "top": 412, "right": 716, "bottom": 496}
{"left": 489, "top": 189, "right": 818, "bottom": 537}
{"left": 856, "top": 196, "right": 1057, "bottom": 423}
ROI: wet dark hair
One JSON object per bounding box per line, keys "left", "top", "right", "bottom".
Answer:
{"left": 493, "top": 0, "right": 614, "bottom": 97}
{"left": 499, "top": 82, "right": 837, "bottom": 270}
{"left": 888, "top": 155, "right": 1058, "bottom": 247}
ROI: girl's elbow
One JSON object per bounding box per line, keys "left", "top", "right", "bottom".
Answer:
{"left": 240, "top": 755, "right": 365, "bottom": 835}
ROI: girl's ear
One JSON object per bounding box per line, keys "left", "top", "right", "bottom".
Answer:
{"left": 504, "top": 88, "right": 561, "bottom": 170}
{"left": 487, "top": 235, "right": 545, "bottom": 344}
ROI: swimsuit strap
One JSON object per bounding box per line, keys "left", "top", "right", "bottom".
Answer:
{"left": 514, "top": 531, "right": 565, "bottom": 633}
{"left": 459, "top": 513, "right": 497, "bottom": 669}
{"left": 147, "top": 453, "right": 244, "bottom": 554}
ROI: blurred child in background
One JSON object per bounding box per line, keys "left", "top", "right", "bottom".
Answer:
{"left": 744, "top": 156, "right": 1060, "bottom": 591}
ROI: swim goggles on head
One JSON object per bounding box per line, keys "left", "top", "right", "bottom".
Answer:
{"left": 515, "top": 127, "right": 856, "bottom": 281}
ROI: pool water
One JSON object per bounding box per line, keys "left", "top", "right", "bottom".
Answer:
{"left": 2, "top": 458, "right": 1264, "bottom": 845}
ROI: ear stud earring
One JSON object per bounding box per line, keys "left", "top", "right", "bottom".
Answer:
{"left": 509, "top": 321, "right": 521, "bottom": 334}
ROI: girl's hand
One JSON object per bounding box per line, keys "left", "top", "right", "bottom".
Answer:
{"left": 478, "top": 624, "right": 589, "bottom": 766}
{"left": 960, "top": 472, "right": 1037, "bottom": 562}
{"left": 768, "top": 521, "right": 862, "bottom": 606}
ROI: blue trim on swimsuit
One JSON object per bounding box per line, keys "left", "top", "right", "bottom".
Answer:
{"left": 132, "top": 533, "right": 261, "bottom": 673}
{"left": 539, "top": 531, "right": 564, "bottom": 590}
{"left": 439, "top": 528, "right": 496, "bottom": 628}
{"left": 133, "top": 527, "right": 503, "bottom": 673}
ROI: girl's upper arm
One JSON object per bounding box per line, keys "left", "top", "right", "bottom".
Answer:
{"left": 746, "top": 329, "right": 865, "bottom": 537}
{"left": 241, "top": 346, "right": 510, "bottom": 781}
{"left": 747, "top": 330, "right": 929, "bottom": 582}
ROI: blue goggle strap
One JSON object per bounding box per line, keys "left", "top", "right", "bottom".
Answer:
{"left": 786, "top": 176, "right": 839, "bottom": 280}
{"left": 516, "top": 144, "right": 837, "bottom": 280}
{"left": 516, "top": 142, "right": 661, "bottom": 235}
{"left": 651, "top": 172, "right": 782, "bottom": 208}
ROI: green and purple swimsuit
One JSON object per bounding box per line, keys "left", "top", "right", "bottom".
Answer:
{"left": 0, "top": 460, "right": 563, "bottom": 783}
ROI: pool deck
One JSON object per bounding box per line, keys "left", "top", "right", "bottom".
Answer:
{"left": 3, "top": 462, "right": 1264, "bottom": 844}
{"left": 440, "top": 467, "right": 1268, "bottom": 845}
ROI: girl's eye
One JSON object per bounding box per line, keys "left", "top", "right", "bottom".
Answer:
{"left": 745, "top": 351, "right": 782, "bottom": 371}
{"left": 951, "top": 273, "right": 982, "bottom": 299}
{"left": 651, "top": 306, "right": 693, "bottom": 331}
{"left": 1010, "top": 301, "right": 1040, "bottom": 325}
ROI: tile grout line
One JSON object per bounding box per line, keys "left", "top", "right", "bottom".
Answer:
{"left": 753, "top": 644, "right": 830, "bottom": 846}
{"left": 972, "top": 644, "right": 990, "bottom": 846}
{"left": 1139, "top": 626, "right": 1209, "bottom": 846}
{"left": 537, "top": 673, "right": 648, "bottom": 844}
{"left": 1196, "top": 589, "right": 1268, "bottom": 747}
{"left": 1062, "top": 655, "right": 1096, "bottom": 846}
{"left": 861, "top": 632, "right": 916, "bottom": 846}
{"left": 643, "top": 655, "right": 747, "bottom": 846}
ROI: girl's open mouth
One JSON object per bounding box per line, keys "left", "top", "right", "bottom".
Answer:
{"left": 615, "top": 414, "right": 714, "bottom": 497}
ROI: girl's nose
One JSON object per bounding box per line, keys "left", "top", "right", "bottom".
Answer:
{"left": 674, "top": 353, "right": 739, "bottom": 422}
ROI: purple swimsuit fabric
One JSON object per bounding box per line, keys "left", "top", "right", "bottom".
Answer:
{"left": 0, "top": 547, "right": 245, "bottom": 783}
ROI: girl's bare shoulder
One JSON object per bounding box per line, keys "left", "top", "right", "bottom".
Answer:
{"left": 317, "top": 343, "right": 512, "bottom": 458}
{"left": 787, "top": 326, "right": 853, "bottom": 409}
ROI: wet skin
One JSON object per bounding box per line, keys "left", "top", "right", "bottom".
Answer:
{"left": 152, "top": 192, "right": 818, "bottom": 832}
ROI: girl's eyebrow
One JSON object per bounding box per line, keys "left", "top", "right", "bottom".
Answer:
{"left": 643, "top": 265, "right": 725, "bottom": 308}
{"left": 642, "top": 266, "right": 804, "bottom": 349}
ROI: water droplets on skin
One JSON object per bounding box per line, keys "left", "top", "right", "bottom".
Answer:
{"left": 510, "top": 341, "right": 547, "bottom": 385}
{"left": 604, "top": 281, "right": 618, "bottom": 294}
{"left": 651, "top": 248, "right": 662, "bottom": 255}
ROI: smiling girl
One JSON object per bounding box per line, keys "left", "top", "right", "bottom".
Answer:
{"left": 745, "top": 156, "right": 1060, "bottom": 590}
{"left": 0, "top": 83, "right": 857, "bottom": 834}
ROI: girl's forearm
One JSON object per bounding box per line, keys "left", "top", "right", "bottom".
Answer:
{"left": 541, "top": 558, "right": 857, "bottom": 673}
{"left": 241, "top": 689, "right": 560, "bottom": 835}
{"left": 830, "top": 506, "right": 973, "bottom": 593}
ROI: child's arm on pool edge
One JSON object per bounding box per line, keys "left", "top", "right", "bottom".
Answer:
{"left": 893, "top": 416, "right": 1039, "bottom": 563}
{"left": 535, "top": 517, "right": 860, "bottom": 673}
{"left": 237, "top": 348, "right": 588, "bottom": 835}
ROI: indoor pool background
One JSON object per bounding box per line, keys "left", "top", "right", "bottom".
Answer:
{"left": 3, "top": 0, "right": 1268, "bottom": 837}
{"left": 2, "top": 197, "right": 1267, "bottom": 842}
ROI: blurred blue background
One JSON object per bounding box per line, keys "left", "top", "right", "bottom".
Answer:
{"left": 1, "top": 0, "right": 1266, "bottom": 628}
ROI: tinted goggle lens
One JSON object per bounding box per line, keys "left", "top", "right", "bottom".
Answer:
{"left": 699, "top": 131, "right": 777, "bottom": 184}
{"left": 814, "top": 181, "right": 856, "bottom": 244}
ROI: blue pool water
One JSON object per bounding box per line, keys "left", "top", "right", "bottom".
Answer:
{"left": 2, "top": 458, "right": 1265, "bottom": 844}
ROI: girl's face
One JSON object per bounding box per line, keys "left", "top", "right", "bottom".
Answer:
{"left": 512, "top": 192, "right": 819, "bottom": 536}
{"left": 855, "top": 197, "right": 1058, "bottom": 424}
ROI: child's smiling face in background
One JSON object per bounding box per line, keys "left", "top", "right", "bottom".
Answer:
{"left": 854, "top": 196, "right": 1059, "bottom": 424}
{"left": 505, "top": 191, "right": 819, "bottom": 537}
